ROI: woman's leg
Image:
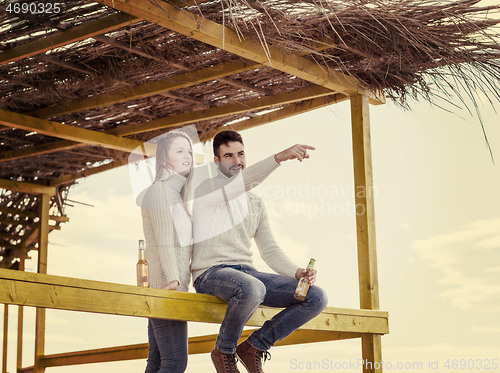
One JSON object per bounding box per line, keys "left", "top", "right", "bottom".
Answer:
{"left": 150, "top": 318, "right": 188, "bottom": 373}
{"left": 145, "top": 319, "right": 160, "bottom": 373}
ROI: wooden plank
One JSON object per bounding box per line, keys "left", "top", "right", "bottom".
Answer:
{"left": 2, "top": 304, "right": 7, "bottom": 373}
{"left": 34, "top": 194, "right": 50, "bottom": 373}
{"left": 49, "top": 159, "right": 129, "bottom": 186}
{"left": 201, "top": 94, "right": 349, "bottom": 141}
{"left": 0, "top": 269, "right": 389, "bottom": 335}
{"left": 94, "top": 0, "right": 382, "bottom": 103}
{"left": 0, "top": 109, "right": 155, "bottom": 156}
{"left": 0, "top": 207, "right": 67, "bottom": 222}
{"left": 2, "top": 84, "right": 334, "bottom": 163}
{"left": 17, "top": 255, "right": 26, "bottom": 373}
{"left": 108, "top": 85, "right": 335, "bottom": 136}
{"left": 40, "top": 329, "right": 359, "bottom": 367}
{"left": 0, "top": 140, "right": 83, "bottom": 162}
{"left": 0, "top": 13, "right": 138, "bottom": 65}
{"left": 29, "top": 60, "right": 261, "bottom": 119}
{"left": 38, "top": 55, "right": 95, "bottom": 76}
{"left": 350, "top": 94, "right": 383, "bottom": 373}
{"left": 0, "top": 179, "right": 56, "bottom": 196}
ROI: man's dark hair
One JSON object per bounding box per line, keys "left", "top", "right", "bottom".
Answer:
{"left": 213, "top": 130, "right": 244, "bottom": 158}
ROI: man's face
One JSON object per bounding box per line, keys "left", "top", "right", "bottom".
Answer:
{"left": 215, "top": 141, "right": 246, "bottom": 178}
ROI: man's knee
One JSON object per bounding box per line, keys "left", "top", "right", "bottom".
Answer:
{"left": 235, "top": 277, "right": 266, "bottom": 304}
{"left": 307, "top": 286, "right": 328, "bottom": 312}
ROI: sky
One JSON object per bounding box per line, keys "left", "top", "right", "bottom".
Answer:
{"left": 1, "top": 91, "right": 499, "bottom": 372}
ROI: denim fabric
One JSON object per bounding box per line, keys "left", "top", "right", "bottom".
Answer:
{"left": 194, "top": 264, "right": 328, "bottom": 354}
{"left": 144, "top": 318, "right": 188, "bottom": 373}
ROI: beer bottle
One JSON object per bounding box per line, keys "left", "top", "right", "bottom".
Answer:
{"left": 136, "top": 240, "right": 149, "bottom": 287}
{"left": 294, "top": 258, "right": 315, "bottom": 301}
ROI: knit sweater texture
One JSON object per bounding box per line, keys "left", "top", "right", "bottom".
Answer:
{"left": 141, "top": 172, "right": 191, "bottom": 292}
{"left": 191, "top": 155, "right": 299, "bottom": 282}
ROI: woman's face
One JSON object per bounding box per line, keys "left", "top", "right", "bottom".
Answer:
{"left": 166, "top": 137, "right": 192, "bottom": 176}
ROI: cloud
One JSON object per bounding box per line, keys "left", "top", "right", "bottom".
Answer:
{"left": 412, "top": 218, "right": 500, "bottom": 311}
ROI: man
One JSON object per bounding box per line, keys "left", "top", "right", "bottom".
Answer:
{"left": 191, "top": 130, "right": 328, "bottom": 373}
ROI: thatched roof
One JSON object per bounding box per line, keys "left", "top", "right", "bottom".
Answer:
{"left": 0, "top": 0, "right": 499, "bottom": 268}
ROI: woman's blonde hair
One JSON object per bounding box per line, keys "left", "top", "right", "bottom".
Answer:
{"left": 154, "top": 130, "right": 194, "bottom": 216}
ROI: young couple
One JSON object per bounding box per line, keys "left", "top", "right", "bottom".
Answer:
{"left": 140, "top": 130, "right": 328, "bottom": 373}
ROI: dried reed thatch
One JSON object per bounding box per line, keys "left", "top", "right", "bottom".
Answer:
{"left": 194, "top": 0, "right": 500, "bottom": 106}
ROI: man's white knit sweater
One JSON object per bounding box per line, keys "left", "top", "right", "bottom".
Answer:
{"left": 191, "top": 155, "right": 300, "bottom": 282}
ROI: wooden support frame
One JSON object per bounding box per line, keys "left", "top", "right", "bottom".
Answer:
{"left": 34, "top": 193, "right": 50, "bottom": 373}
{"left": 1, "top": 84, "right": 336, "bottom": 163}
{"left": 0, "top": 13, "right": 139, "bottom": 65}
{"left": 0, "top": 269, "right": 388, "bottom": 334}
{"left": 0, "top": 0, "right": 207, "bottom": 65}
{"left": 0, "top": 179, "right": 56, "bottom": 196}
{"left": 37, "top": 329, "right": 359, "bottom": 368}
{"left": 2, "top": 304, "right": 7, "bottom": 373}
{"left": 29, "top": 59, "right": 261, "bottom": 120}
{"left": 0, "top": 268, "right": 387, "bottom": 371}
{"left": 350, "top": 94, "right": 383, "bottom": 372}
{"left": 17, "top": 253, "right": 26, "bottom": 373}
{"left": 201, "top": 93, "right": 349, "bottom": 141}
{"left": 0, "top": 109, "right": 155, "bottom": 156}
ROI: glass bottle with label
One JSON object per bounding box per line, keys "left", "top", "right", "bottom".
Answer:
{"left": 294, "top": 258, "right": 315, "bottom": 301}
{"left": 136, "top": 240, "right": 149, "bottom": 287}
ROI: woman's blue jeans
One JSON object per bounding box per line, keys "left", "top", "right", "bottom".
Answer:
{"left": 144, "top": 318, "right": 187, "bottom": 373}
{"left": 193, "top": 264, "right": 328, "bottom": 354}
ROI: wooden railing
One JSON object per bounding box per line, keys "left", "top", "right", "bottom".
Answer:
{"left": 0, "top": 268, "right": 388, "bottom": 371}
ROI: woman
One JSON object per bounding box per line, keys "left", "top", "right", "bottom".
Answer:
{"left": 140, "top": 130, "right": 194, "bottom": 373}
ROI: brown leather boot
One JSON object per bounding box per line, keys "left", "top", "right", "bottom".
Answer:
{"left": 211, "top": 347, "right": 240, "bottom": 373}
{"left": 236, "top": 340, "right": 271, "bottom": 373}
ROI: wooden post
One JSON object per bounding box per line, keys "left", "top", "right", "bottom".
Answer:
{"left": 17, "top": 251, "right": 26, "bottom": 373}
{"left": 34, "top": 194, "right": 50, "bottom": 373}
{"left": 350, "top": 94, "right": 383, "bottom": 373}
{"left": 2, "top": 304, "right": 7, "bottom": 373}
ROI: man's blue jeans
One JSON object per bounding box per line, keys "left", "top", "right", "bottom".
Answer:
{"left": 193, "top": 264, "right": 328, "bottom": 354}
{"left": 144, "top": 318, "right": 187, "bottom": 373}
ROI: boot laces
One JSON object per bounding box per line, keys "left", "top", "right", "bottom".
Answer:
{"left": 255, "top": 350, "right": 271, "bottom": 371}
{"left": 223, "top": 352, "right": 239, "bottom": 373}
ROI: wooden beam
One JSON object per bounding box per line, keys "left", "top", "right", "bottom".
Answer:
{"left": 17, "top": 254, "right": 26, "bottom": 373}
{"left": 94, "top": 0, "right": 382, "bottom": 103}
{"left": 34, "top": 193, "right": 50, "bottom": 373}
{"left": 29, "top": 59, "right": 261, "bottom": 119}
{"left": 0, "top": 268, "right": 389, "bottom": 335}
{"left": 109, "top": 84, "right": 335, "bottom": 136}
{"left": 0, "top": 179, "right": 56, "bottom": 196}
{"left": 350, "top": 94, "right": 383, "bottom": 373}
{"left": 38, "top": 55, "right": 96, "bottom": 76}
{"left": 2, "top": 304, "right": 7, "bottom": 373}
{"left": 49, "top": 159, "right": 128, "bottom": 186}
{"left": 201, "top": 93, "right": 349, "bottom": 141}
{"left": 40, "top": 329, "right": 359, "bottom": 367}
{"left": 0, "top": 109, "right": 155, "bottom": 156}
{"left": 0, "top": 13, "right": 138, "bottom": 65}
{"left": 2, "top": 84, "right": 333, "bottom": 163}
{"left": 94, "top": 35, "right": 272, "bottom": 96}
{"left": 0, "top": 207, "right": 68, "bottom": 222}
{"left": 0, "top": 140, "right": 83, "bottom": 162}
